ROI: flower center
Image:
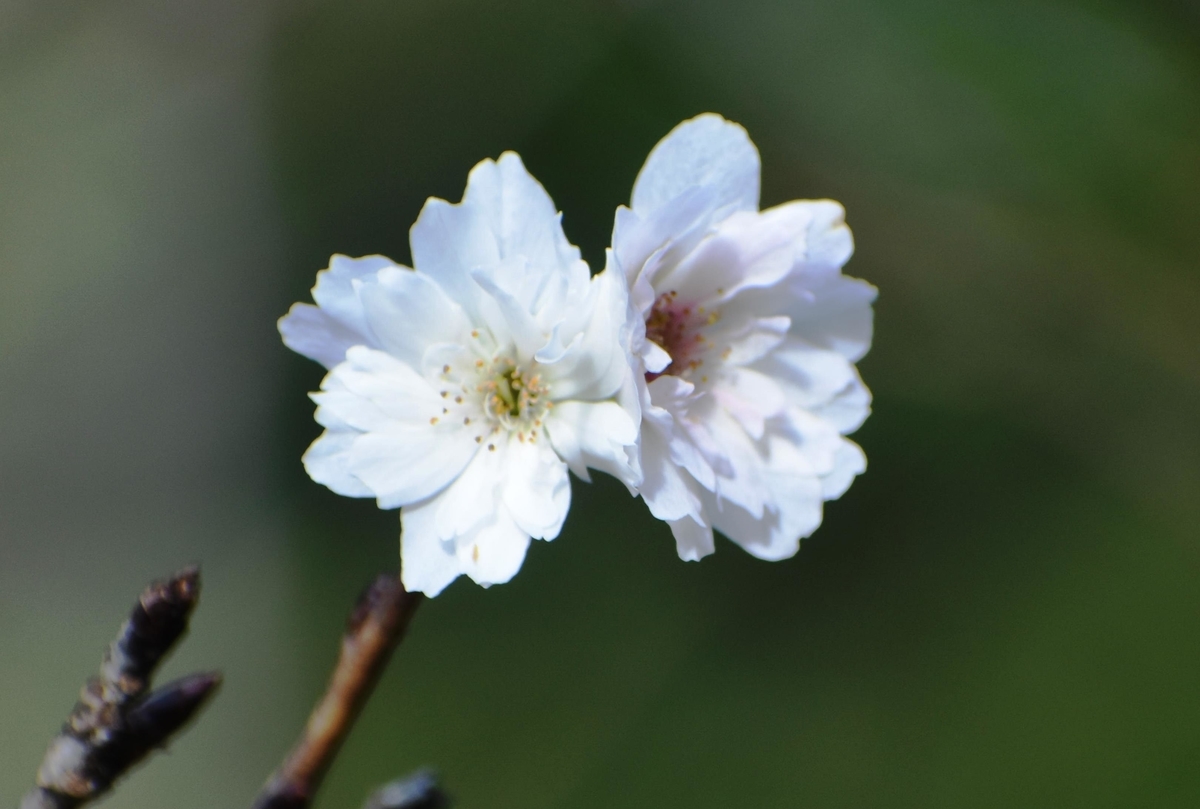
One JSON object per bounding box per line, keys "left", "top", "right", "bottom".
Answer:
{"left": 436, "top": 349, "right": 552, "bottom": 450}
{"left": 645, "top": 290, "right": 719, "bottom": 382}
{"left": 482, "top": 358, "right": 550, "bottom": 433}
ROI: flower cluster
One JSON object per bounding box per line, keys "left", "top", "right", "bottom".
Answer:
{"left": 280, "top": 114, "right": 876, "bottom": 596}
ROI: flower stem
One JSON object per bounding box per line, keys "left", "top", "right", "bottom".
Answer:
{"left": 251, "top": 575, "right": 423, "bottom": 809}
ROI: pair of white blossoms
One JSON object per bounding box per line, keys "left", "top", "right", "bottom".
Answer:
{"left": 280, "top": 114, "right": 877, "bottom": 596}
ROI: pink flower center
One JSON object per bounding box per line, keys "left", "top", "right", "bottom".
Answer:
{"left": 644, "top": 291, "right": 719, "bottom": 382}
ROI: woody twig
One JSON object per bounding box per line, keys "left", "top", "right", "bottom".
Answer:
{"left": 251, "top": 575, "right": 427, "bottom": 809}
{"left": 20, "top": 566, "right": 221, "bottom": 809}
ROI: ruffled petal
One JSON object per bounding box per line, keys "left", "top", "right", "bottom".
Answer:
{"left": 669, "top": 514, "right": 715, "bottom": 562}
{"left": 648, "top": 376, "right": 721, "bottom": 490}
{"left": 789, "top": 200, "right": 854, "bottom": 278}
{"left": 410, "top": 152, "right": 587, "bottom": 326}
{"left": 706, "top": 315, "right": 790, "bottom": 368}
{"left": 631, "top": 113, "right": 760, "bottom": 218}
{"left": 301, "top": 429, "right": 373, "bottom": 498}
{"left": 433, "top": 438, "right": 505, "bottom": 540}
{"left": 810, "top": 372, "right": 872, "bottom": 434}
{"left": 471, "top": 260, "right": 551, "bottom": 359}
{"left": 313, "top": 349, "right": 478, "bottom": 509}
{"left": 637, "top": 415, "right": 705, "bottom": 523}
{"left": 466, "top": 152, "right": 586, "bottom": 285}
{"left": 400, "top": 498, "right": 464, "bottom": 596}
{"left": 348, "top": 428, "right": 479, "bottom": 509}
{"left": 611, "top": 187, "right": 725, "bottom": 288}
{"left": 708, "top": 483, "right": 817, "bottom": 562}
{"left": 313, "top": 347, "right": 444, "bottom": 430}
{"left": 359, "top": 267, "right": 472, "bottom": 369}
{"left": 456, "top": 508, "right": 533, "bottom": 588}
{"left": 539, "top": 269, "right": 630, "bottom": 402}
{"left": 820, "top": 438, "right": 867, "bottom": 500}
{"left": 501, "top": 436, "right": 571, "bottom": 540}
{"left": 654, "top": 203, "right": 811, "bottom": 305}
{"left": 315, "top": 254, "right": 399, "bottom": 319}
{"left": 544, "top": 399, "right": 639, "bottom": 485}
{"left": 712, "top": 367, "right": 786, "bottom": 440}
{"left": 693, "top": 406, "right": 771, "bottom": 519}
{"left": 278, "top": 254, "right": 397, "bottom": 368}
{"left": 785, "top": 273, "right": 877, "bottom": 363}
{"left": 278, "top": 303, "right": 366, "bottom": 370}
{"left": 753, "top": 337, "right": 859, "bottom": 414}
{"left": 408, "top": 201, "right": 498, "bottom": 324}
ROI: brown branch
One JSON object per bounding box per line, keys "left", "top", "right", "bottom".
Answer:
{"left": 252, "top": 575, "right": 423, "bottom": 809}
{"left": 20, "top": 567, "right": 221, "bottom": 809}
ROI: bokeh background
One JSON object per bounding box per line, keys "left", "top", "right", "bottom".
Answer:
{"left": 2, "top": 0, "right": 1199, "bottom": 806}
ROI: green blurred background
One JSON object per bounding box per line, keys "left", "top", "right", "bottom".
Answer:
{"left": 2, "top": 0, "right": 1198, "bottom": 806}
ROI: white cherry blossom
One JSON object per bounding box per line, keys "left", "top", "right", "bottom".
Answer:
{"left": 610, "top": 114, "right": 876, "bottom": 562}
{"left": 280, "top": 153, "right": 639, "bottom": 596}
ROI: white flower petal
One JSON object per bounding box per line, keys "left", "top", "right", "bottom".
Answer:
{"left": 637, "top": 417, "right": 705, "bottom": 523}
{"left": 278, "top": 254, "right": 397, "bottom": 368}
{"left": 790, "top": 200, "right": 854, "bottom": 276}
{"left": 704, "top": 407, "right": 771, "bottom": 519}
{"left": 408, "top": 205, "right": 497, "bottom": 324}
{"left": 786, "top": 274, "right": 878, "bottom": 363}
{"left": 348, "top": 427, "right": 478, "bottom": 509}
{"left": 278, "top": 303, "right": 365, "bottom": 370}
{"left": 648, "top": 376, "right": 723, "bottom": 490}
{"left": 712, "top": 367, "right": 786, "bottom": 440}
{"left": 456, "top": 508, "right": 533, "bottom": 588}
{"left": 301, "top": 430, "right": 373, "bottom": 498}
{"left": 400, "top": 499, "right": 463, "bottom": 596}
{"left": 471, "top": 261, "right": 550, "bottom": 359}
{"left": 467, "top": 152, "right": 587, "bottom": 284}
{"left": 632, "top": 113, "right": 760, "bottom": 218}
{"left": 821, "top": 438, "right": 867, "bottom": 500}
{"left": 669, "top": 515, "right": 715, "bottom": 562}
{"left": 544, "top": 399, "right": 640, "bottom": 486}
{"left": 755, "top": 337, "right": 858, "bottom": 413}
{"left": 501, "top": 436, "right": 571, "bottom": 540}
{"left": 611, "top": 187, "right": 724, "bottom": 287}
{"left": 359, "top": 267, "right": 472, "bottom": 368}
{"left": 655, "top": 203, "right": 810, "bottom": 305}
{"left": 315, "top": 254, "right": 399, "bottom": 315}
{"left": 540, "top": 269, "right": 630, "bottom": 402}
{"left": 810, "top": 373, "right": 872, "bottom": 434}
{"left": 313, "top": 347, "right": 443, "bottom": 431}
{"left": 641, "top": 339, "right": 672, "bottom": 374}
{"left": 433, "top": 439, "right": 505, "bottom": 540}
{"left": 773, "top": 406, "right": 845, "bottom": 480}
{"left": 726, "top": 319, "right": 794, "bottom": 360}
{"left": 709, "top": 486, "right": 816, "bottom": 562}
